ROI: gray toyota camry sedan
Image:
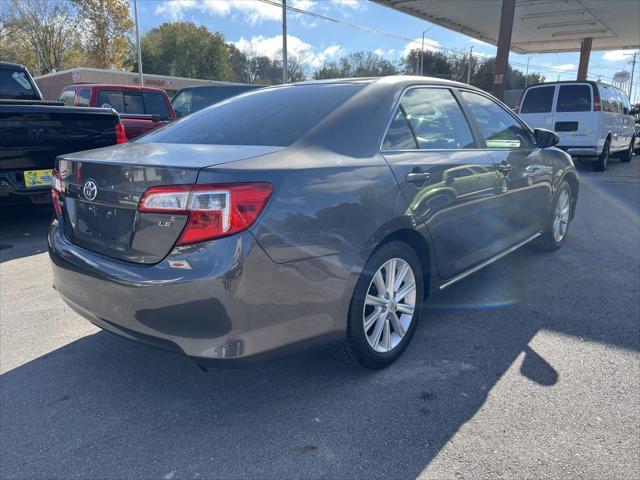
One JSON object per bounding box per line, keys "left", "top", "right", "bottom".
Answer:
{"left": 49, "top": 76, "right": 578, "bottom": 369}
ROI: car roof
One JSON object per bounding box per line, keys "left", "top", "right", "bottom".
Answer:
{"left": 0, "top": 61, "right": 27, "bottom": 70}
{"left": 63, "top": 84, "right": 167, "bottom": 93}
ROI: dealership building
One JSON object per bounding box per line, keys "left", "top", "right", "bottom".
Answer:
{"left": 34, "top": 67, "right": 244, "bottom": 100}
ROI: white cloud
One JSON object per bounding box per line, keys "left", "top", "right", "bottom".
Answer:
{"left": 387, "top": 49, "right": 396, "bottom": 55}
{"left": 330, "top": 0, "right": 363, "bottom": 9}
{"left": 291, "top": 0, "right": 316, "bottom": 9}
{"left": 402, "top": 37, "right": 441, "bottom": 57}
{"left": 470, "top": 38, "right": 491, "bottom": 46}
{"left": 155, "top": 0, "right": 282, "bottom": 24}
{"left": 552, "top": 63, "right": 577, "bottom": 72}
{"left": 233, "top": 35, "right": 343, "bottom": 69}
{"left": 373, "top": 48, "right": 384, "bottom": 56}
{"left": 603, "top": 49, "right": 635, "bottom": 62}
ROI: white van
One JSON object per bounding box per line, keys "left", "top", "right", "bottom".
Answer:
{"left": 517, "top": 81, "right": 637, "bottom": 171}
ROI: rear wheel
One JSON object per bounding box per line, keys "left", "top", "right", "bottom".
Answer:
{"left": 536, "top": 180, "right": 573, "bottom": 251}
{"left": 593, "top": 138, "right": 610, "bottom": 171}
{"left": 332, "top": 241, "right": 424, "bottom": 369}
{"left": 620, "top": 135, "right": 635, "bottom": 163}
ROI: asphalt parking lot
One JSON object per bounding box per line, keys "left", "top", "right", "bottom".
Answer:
{"left": 1, "top": 156, "right": 638, "bottom": 479}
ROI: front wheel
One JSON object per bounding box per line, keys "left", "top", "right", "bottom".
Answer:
{"left": 332, "top": 241, "right": 424, "bottom": 369}
{"left": 535, "top": 180, "right": 573, "bottom": 251}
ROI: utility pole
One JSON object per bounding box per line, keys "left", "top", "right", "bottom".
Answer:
{"left": 628, "top": 51, "right": 637, "bottom": 98}
{"left": 466, "top": 46, "right": 473, "bottom": 84}
{"left": 524, "top": 55, "right": 532, "bottom": 89}
{"left": 419, "top": 25, "right": 435, "bottom": 76}
{"left": 134, "top": 0, "right": 143, "bottom": 86}
{"left": 282, "top": 0, "right": 288, "bottom": 84}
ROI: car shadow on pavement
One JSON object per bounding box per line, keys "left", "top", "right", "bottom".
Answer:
{"left": 0, "top": 205, "right": 52, "bottom": 263}
{"left": 1, "top": 238, "right": 637, "bottom": 479}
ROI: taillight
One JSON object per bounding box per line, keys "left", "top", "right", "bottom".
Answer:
{"left": 51, "top": 168, "right": 63, "bottom": 216}
{"left": 138, "top": 183, "right": 273, "bottom": 245}
{"left": 594, "top": 95, "right": 601, "bottom": 112}
{"left": 115, "top": 122, "right": 127, "bottom": 143}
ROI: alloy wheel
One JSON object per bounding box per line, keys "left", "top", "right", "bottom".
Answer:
{"left": 363, "top": 258, "right": 416, "bottom": 353}
{"left": 553, "top": 189, "right": 571, "bottom": 242}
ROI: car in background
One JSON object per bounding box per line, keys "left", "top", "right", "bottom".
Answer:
{"left": 517, "top": 81, "right": 637, "bottom": 171}
{"left": 49, "top": 77, "right": 578, "bottom": 370}
{"left": 171, "top": 84, "right": 263, "bottom": 117}
{"left": 59, "top": 84, "right": 175, "bottom": 139}
{"left": 0, "top": 61, "right": 124, "bottom": 205}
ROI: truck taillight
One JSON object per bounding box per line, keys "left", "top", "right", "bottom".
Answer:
{"left": 138, "top": 183, "right": 273, "bottom": 245}
{"left": 51, "top": 169, "right": 63, "bottom": 216}
{"left": 115, "top": 122, "right": 127, "bottom": 143}
{"left": 593, "top": 95, "right": 601, "bottom": 112}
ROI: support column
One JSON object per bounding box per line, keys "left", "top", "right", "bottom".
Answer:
{"left": 493, "top": 0, "right": 516, "bottom": 100}
{"left": 577, "top": 37, "right": 592, "bottom": 81}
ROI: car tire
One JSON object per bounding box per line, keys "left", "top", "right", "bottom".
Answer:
{"left": 332, "top": 241, "right": 424, "bottom": 369}
{"left": 535, "top": 180, "right": 573, "bottom": 252}
{"left": 593, "top": 138, "right": 610, "bottom": 171}
{"left": 620, "top": 136, "right": 635, "bottom": 163}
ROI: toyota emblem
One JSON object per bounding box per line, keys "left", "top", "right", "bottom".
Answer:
{"left": 83, "top": 179, "right": 98, "bottom": 201}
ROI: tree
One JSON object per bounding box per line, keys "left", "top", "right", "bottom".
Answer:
{"left": 228, "top": 43, "right": 249, "bottom": 83}
{"left": 9, "top": 0, "right": 79, "bottom": 74}
{"left": 139, "top": 22, "right": 233, "bottom": 81}
{"left": 71, "top": 0, "right": 133, "bottom": 70}
{"left": 471, "top": 57, "right": 544, "bottom": 91}
{"left": 314, "top": 51, "right": 398, "bottom": 79}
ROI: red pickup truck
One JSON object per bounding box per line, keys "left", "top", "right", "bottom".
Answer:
{"left": 59, "top": 84, "right": 175, "bottom": 139}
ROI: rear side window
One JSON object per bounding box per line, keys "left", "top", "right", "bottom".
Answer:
{"left": 143, "top": 92, "right": 171, "bottom": 120}
{"left": 382, "top": 107, "right": 418, "bottom": 150}
{"left": 556, "top": 85, "right": 591, "bottom": 112}
{"left": 144, "top": 83, "right": 364, "bottom": 147}
{"left": 59, "top": 90, "right": 75, "bottom": 106}
{"left": 384, "top": 88, "right": 475, "bottom": 150}
{"left": 521, "top": 86, "right": 555, "bottom": 113}
{"left": 78, "top": 89, "right": 90, "bottom": 107}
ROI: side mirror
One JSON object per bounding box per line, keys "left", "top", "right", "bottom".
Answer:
{"left": 534, "top": 128, "right": 559, "bottom": 149}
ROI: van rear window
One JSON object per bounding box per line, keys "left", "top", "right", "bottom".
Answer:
{"left": 521, "top": 86, "right": 555, "bottom": 113}
{"left": 556, "top": 85, "right": 591, "bottom": 112}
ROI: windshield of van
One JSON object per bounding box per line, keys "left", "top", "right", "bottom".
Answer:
{"left": 556, "top": 85, "right": 591, "bottom": 112}
{"left": 521, "top": 86, "right": 555, "bottom": 113}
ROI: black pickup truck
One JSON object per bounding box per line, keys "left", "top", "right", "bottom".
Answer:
{"left": 0, "top": 62, "right": 124, "bottom": 205}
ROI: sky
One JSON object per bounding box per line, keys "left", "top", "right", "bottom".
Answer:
{"left": 132, "top": 0, "right": 639, "bottom": 100}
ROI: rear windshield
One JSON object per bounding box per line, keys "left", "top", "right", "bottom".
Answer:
{"left": 521, "top": 86, "right": 555, "bottom": 113}
{"left": 143, "top": 83, "right": 364, "bottom": 147}
{"left": 0, "top": 68, "right": 39, "bottom": 100}
{"left": 556, "top": 84, "right": 592, "bottom": 112}
{"left": 97, "top": 90, "right": 172, "bottom": 120}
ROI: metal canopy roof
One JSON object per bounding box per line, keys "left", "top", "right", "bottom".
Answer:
{"left": 374, "top": 0, "right": 640, "bottom": 54}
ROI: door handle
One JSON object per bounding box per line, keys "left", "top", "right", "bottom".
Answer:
{"left": 405, "top": 171, "right": 431, "bottom": 183}
{"left": 497, "top": 162, "right": 512, "bottom": 174}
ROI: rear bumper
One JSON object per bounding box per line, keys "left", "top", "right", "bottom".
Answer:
{"left": 48, "top": 220, "right": 359, "bottom": 362}
{"left": 0, "top": 170, "right": 50, "bottom": 199}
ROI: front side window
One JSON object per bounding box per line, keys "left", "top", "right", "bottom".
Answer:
{"left": 59, "top": 90, "right": 75, "bottom": 106}
{"left": 556, "top": 84, "right": 591, "bottom": 112}
{"left": 78, "top": 89, "right": 90, "bottom": 107}
{"left": 521, "top": 86, "right": 555, "bottom": 113}
{"left": 460, "top": 90, "right": 532, "bottom": 149}
{"left": 143, "top": 92, "right": 171, "bottom": 120}
{"left": 384, "top": 88, "right": 475, "bottom": 150}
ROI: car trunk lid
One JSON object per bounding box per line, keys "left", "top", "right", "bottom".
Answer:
{"left": 56, "top": 142, "right": 283, "bottom": 264}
